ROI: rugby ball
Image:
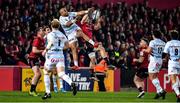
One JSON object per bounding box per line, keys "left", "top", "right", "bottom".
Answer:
{"left": 92, "top": 10, "right": 101, "bottom": 21}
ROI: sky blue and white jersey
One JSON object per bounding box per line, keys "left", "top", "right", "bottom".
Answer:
{"left": 149, "top": 39, "right": 166, "bottom": 60}
{"left": 164, "top": 40, "right": 180, "bottom": 62}
{"left": 59, "top": 12, "right": 80, "bottom": 34}
{"left": 46, "top": 29, "right": 67, "bottom": 54}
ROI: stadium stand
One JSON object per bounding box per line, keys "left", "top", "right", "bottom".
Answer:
{"left": 0, "top": 0, "right": 179, "bottom": 69}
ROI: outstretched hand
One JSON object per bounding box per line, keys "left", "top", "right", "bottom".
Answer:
{"left": 87, "top": 7, "right": 94, "bottom": 14}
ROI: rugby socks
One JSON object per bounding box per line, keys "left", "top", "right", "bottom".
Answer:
{"left": 44, "top": 74, "right": 51, "bottom": 94}
{"left": 152, "top": 78, "right": 163, "bottom": 93}
{"left": 30, "top": 84, "right": 36, "bottom": 92}
{"left": 59, "top": 78, "right": 64, "bottom": 89}
{"left": 52, "top": 75, "right": 57, "bottom": 88}
{"left": 138, "top": 87, "right": 143, "bottom": 92}
{"left": 58, "top": 72, "right": 72, "bottom": 85}
{"left": 172, "top": 81, "right": 180, "bottom": 96}
{"left": 88, "top": 39, "right": 95, "bottom": 46}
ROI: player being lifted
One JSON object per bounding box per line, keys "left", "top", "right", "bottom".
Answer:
{"left": 163, "top": 30, "right": 180, "bottom": 102}
{"left": 143, "top": 30, "right": 166, "bottom": 99}
{"left": 42, "top": 19, "right": 77, "bottom": 100}
{"left": 78, "top": 8, "right": 115, "bottom": 81}
{"left": 28, "top": 27, "right": 45, "bottom": 96}
{"left": 43, "top": 26, "right": 66, "bottom": 93}
{"left": 78, "top": 7, "right": 103, "bottom": 69}
{"left": 59, "top": 7, "right": 98, "bottom": 68}
{"left": 132, "top": 38, "right": 149, "bottom": 98}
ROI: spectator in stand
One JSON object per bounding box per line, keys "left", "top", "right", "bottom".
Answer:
{"left": 0, "top": 0, "right": 179, "bottom": 67}
{"left": 0, "top": 39, "right": 6, "bottom": 65}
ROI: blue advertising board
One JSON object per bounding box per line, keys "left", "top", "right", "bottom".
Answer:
{"left": 64, "top": 69, "right": 94, "bottom": 91}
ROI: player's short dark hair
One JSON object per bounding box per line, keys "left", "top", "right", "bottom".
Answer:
{"left": 153, "top": 30, "right": 162, "bottom": 38}
{"left": 141, "top": 38, "right": 149, "bottom": 45}
{"left": 43, "top": 26, "right": 50, "bottom": 31}
{"left": 170, "top": 30, "right": 179, "bottom": 40}
{"left": 36, "top": 27, "right": 43, "bottom": 33}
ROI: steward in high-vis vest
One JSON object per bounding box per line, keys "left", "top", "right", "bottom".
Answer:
{"left": 93, "top": 43, "right": 109, "bottom": 91}
{"left": 94, "top": 59, "right": 107, "bottom": 91}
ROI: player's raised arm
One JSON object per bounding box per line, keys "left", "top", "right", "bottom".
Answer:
{"left": 94, "top": 16, "right": 103, "bottom": 30}
{"left": 81, "top": 14, "right": 88, "bottom": 24}
{"left": 77, "top": 8, "right": 93, "bottom": 16}
{"left": 59, "top": 8, "right": 91, "bottom": 27}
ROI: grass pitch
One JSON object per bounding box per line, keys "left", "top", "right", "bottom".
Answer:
{"left": 0, "top": 91, "right": 176, "bottom": 102}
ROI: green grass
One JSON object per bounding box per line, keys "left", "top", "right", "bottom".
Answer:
{"left": 0, "top": 91, "right": 177, "bottom": 102}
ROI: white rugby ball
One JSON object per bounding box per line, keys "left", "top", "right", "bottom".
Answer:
{"left": 92, "top": 10, "right": 101, "bottom": 21}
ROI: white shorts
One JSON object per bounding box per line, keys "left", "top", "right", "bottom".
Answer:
{"left": 44, "top": 53, "right": 65, "bottom": 70}
{"left": 168, "top": 61, "right": 180, "bottom": 75}
{"left": 148, "top": 60, "right": 162, "bottom": 73}
{"left": 67, "top": 27, "right": 81, "bottom": 44}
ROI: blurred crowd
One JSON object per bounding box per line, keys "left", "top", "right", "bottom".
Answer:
{"left": 0, "top": 0, "right": 180, "bottom": 69}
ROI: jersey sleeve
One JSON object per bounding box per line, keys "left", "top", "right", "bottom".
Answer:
{"left": 69, "top": 12, "right": 77, "bottom": 17}
{"left": 59, "top": 16, "right": 69, "bottom": 26}
{"left": 163, "top": 43, "right": 169, "bottom": 54}
{"left": 32, "top": 38, "right": 39, "bottom": 47}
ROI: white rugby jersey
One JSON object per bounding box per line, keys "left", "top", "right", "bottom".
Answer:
{"left": 149, "top": 39, "right": 166, "bottom": 59}
{"left": 59, "top": 12, "right": 79, "bottom": 34}
{"left": 164, "top": 40, "right": 180, "bottom": 62}
{"left": 46, "top": 29, "right": 67, "bottom": 54}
